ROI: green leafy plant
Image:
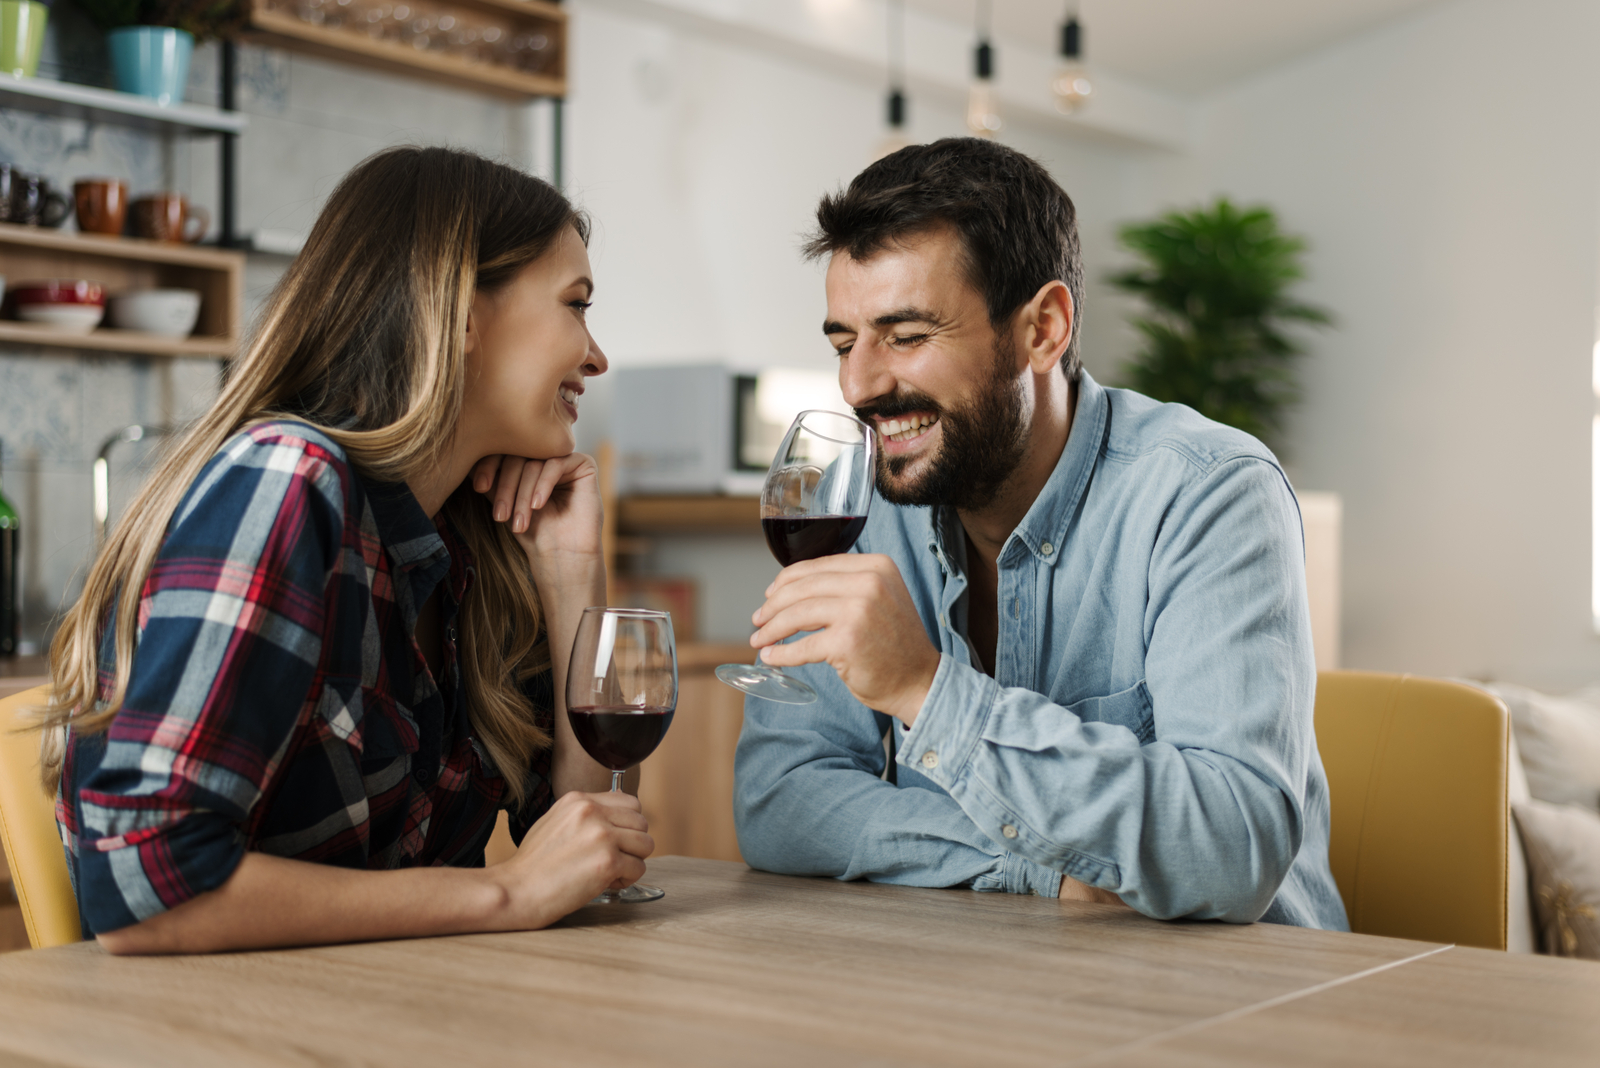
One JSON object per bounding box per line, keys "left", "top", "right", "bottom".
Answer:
{"left": 1109, "top": 198, "right": 1330, "bottom": 448}
{"left": 72, "top": 0, "right": 245, "bottom": 41}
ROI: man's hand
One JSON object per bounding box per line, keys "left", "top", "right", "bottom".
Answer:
{"left": 750, "top": 554, "right": 941, "bottom": 725}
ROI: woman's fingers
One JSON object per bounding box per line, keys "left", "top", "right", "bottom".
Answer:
{"left": 491, "top": 457, "right": 530, "bottom": 523}
{"left": 511, "top": 460, "right": 547, "bottom": 533}
{"left": 471, "top": 455, "right": 503, "bottom": 494}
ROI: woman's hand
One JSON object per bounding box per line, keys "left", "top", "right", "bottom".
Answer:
{"left": 472, "top": 453, "right": 603, "bottom": 578}
{"left": 486, "top": 791, "right": 654, "bottom": 928}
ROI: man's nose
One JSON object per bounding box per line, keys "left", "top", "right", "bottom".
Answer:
{"left": 839, "top": 336, "right": 897, "bottom": 410}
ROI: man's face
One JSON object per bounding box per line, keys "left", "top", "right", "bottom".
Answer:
{"left": 823, "top": 225, "right": 1028, "bottom": 511}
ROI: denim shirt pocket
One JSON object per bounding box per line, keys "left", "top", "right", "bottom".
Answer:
{"left": 1066, "top": 680, "right": 1155, "bottom": 744}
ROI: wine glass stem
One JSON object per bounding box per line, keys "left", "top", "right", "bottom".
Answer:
{"left": 611, "top": 770, "right": 624, "bottom": 793}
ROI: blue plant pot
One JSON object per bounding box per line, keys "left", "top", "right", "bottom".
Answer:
{"left": 107, "top": 26, "right": 194, "bottom": 106}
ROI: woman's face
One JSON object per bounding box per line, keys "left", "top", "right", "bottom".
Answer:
{"left": 462, "top": 225, "right": 607, "bottom": 462}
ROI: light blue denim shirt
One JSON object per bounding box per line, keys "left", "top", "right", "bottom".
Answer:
{"left": 734, "top": 371, "right": 1349, "bottom": 929}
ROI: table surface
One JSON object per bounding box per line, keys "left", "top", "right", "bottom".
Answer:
{"left": 0, "top": 856, "right": 1594, "bottom": 1067}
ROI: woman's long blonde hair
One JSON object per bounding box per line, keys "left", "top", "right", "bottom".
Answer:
{"left": 39, "top": 146, "right": 582, "bottom": 804}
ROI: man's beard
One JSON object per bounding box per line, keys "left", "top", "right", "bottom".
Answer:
{"left": 854, "top": 339, "right": 1029, "bottom": 511}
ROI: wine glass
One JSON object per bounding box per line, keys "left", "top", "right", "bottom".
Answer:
{"left": 715, "top": 409, "right": 876, "bottom": 705}
{"left": 566, "top": 606, "right": 678, "bottom": 904}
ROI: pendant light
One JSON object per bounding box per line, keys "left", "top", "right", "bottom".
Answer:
{"left": 1052, "top": 4, "right": 1093, "bottom": 114}
{"left": 874, "top": 0, "right": 911, "bottom": 160}
{"left": 965, "top": 0, "right": 1001, "bottom": 137}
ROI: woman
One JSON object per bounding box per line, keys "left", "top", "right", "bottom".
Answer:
{"left": 39, "top": 146, "right": 652, "bottom": 954}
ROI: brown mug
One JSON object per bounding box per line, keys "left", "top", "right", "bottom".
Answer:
{"left": 74, "top": 178, "right": 129, "bottom": 236}
{"left": 131, "top": 193, "right": 209, "bottom": 244}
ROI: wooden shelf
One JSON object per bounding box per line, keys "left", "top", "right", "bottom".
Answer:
{"left": 0, "top": 72, "right": 247, "bottom": 136}
{"left": 617, "top": 495, "right": 762, "bottom": 535}
{"left": 0, "top": 223, "right": 243, "bottom": 359}
{"left": 246, "top": 0, "right": 565, "bottom": 101}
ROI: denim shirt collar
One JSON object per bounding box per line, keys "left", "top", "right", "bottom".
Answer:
{"left": 925, "top": 369, "right": 1110, "bottom": 571}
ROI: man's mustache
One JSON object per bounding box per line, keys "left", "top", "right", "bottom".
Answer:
{"left": 853, "top": 392, "right": 944, "bottom": 424}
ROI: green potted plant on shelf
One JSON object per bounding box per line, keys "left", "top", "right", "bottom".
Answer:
{"left": 72, "top": 0, "right": 244, "bottom": 105}
{"left": 1110, "top": 198, "right": 1330, "bottom": 451}
{"left": 0, "top": 0, "right": 50, "bottom": 78}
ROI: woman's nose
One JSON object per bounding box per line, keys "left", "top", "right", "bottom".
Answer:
{"left": 584, "top": 333, "right": 609, "bottom": 376}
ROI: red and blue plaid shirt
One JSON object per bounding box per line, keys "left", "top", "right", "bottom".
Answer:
{"left": 57, "top": 422, "right": 554, "bottom": 936}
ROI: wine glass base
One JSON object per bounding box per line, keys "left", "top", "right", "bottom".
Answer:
{"left": 715, "top": 663, "right": 818, "bottom": 704}
{"left": 588, "top": 884, "right": 666, "bottom": 905}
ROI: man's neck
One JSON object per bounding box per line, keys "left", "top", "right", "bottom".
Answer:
{"left": 957, "top": 374, "right": 1077, "bottom": 569}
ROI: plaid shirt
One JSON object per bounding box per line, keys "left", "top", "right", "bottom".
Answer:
{"left": 57, "top": 422, "right": 554, "bottom": 936}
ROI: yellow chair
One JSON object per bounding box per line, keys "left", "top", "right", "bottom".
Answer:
{"left": 1315, "top": 670, "right": 1511, "bottom": 950}
{"left": 0, "top": 685, "right": 80, "bottom": 948}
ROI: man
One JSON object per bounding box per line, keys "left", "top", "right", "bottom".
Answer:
{"left": 733, "top": 138, "right": 1347, "bottom": 928}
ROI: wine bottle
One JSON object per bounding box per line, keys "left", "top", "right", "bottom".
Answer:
{"left": 0, "top": 438, "right": 17, "bottom": 657}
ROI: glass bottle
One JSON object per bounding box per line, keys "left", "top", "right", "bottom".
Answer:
{"left": 0, "top": 438, "right": 17, "bottom": 657}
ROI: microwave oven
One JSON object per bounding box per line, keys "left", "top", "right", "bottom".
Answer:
{"left": 612, "top": 364, "right": 848, "bottom": 495}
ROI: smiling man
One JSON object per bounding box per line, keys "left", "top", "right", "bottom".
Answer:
{"left": 732, "top": 138, "right": 1348, "bottom": 928}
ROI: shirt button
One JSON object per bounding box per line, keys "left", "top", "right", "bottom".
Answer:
{"left": 413, "top": 766, "right": 433, "bottom": 786}
{"left": 1040, "top": 542, "right": 1054, "bottom": 556}
{"left": 1002, "top": 824, "right": 1018, "bottom": 839}
{"left": 938, "top": 613, "right": 947, "bottom": 628}
{"left": 921, "top": 751, "right": 939, "bottom": 769}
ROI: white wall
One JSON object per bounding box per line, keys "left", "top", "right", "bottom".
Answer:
{"left": 1170, "top": 0, "right": 1600, "bottom": 687}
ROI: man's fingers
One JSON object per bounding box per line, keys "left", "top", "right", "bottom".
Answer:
{"left": 750, "top": 597, "right": 852, "bottom": 653}
{"left": 756, "top": 630, "right": 829, "bottom": 669}
{"left": 753, "top": 571, "right": 893, "bottom": 626}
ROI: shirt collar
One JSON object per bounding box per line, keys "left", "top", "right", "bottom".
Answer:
{"left": 364, "top": 478, "right": 446, "bottom": 572}
{"left": 924, "top": 368, "right": 1110, "bottom": 571}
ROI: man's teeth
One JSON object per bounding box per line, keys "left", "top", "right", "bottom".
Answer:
{"left": 880, "top": 415, "right": 936, "bottom": 442}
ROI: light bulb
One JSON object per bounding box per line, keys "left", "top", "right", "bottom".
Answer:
{"left": 874, "top": 87, "right": 913, "bottom": 161}
{"left": 966, "top": 82, "right": 1002, "bottom": 137}
{"left": 1053, "top": 16, "right": 1092, "bottom": 115}
{"left": 966, "top": 40, "right": 1001, "bottom": 137}
{"left": 1052, "top": 63, "right": 1093, "bottom": 114}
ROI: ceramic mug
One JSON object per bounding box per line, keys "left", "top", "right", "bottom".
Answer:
{"left": 1, "top": 167, "right": 71, "bottom": 227}
{"left": 74, "top": 178, "right": 129, "bottom": 236}
{"left": 0, "top": 0, "right": 48, "bottom": 79}
{"left": 131, "top": 193, "right": 209, "bottom": 244}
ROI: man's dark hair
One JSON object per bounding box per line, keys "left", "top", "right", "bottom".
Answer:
{"left": 803, "top": 137, "right": 1084, "bottom": 381}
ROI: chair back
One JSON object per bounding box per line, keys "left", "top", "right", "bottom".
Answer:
{"left": 1315, "top": 670, "right": 1510, "bottom": 949}
{"left": 0, "top": 685, "right": 80, "bottom": 948}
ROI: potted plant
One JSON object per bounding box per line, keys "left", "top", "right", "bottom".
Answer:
{"left": 72, "top": 0, "right": 243, "bottom": 105}
{"left": 0, "top": 0, "right": 50, "bottom": 78}
{"left": 1110, "top": 198, "right": 1330, "bottom": 451}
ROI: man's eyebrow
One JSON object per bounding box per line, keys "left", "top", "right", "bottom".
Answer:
{"left": 822, "top": 307, "right": 942, "bottom": 335}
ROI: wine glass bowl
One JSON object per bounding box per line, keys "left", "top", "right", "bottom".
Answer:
{"left": 716, "top": 409, "right": 876, "bottom": 704}
{"left": 566, "top": 607, "right": 677, "bottom": 903}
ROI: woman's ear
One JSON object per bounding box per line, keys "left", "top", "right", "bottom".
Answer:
{"left": 463, "top": 307, "right": 479, "bottom": 357}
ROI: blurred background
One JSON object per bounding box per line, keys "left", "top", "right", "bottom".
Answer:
{"left": 3, "top": 0, "right": 1598, "bottom": 689}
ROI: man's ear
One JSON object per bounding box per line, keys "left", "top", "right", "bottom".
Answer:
{"left": 1021, "top": 280, "right": 1073, "bottom": 375}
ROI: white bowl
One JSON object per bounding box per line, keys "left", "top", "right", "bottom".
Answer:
{"left": 108, "top": 289, "right": 202, "bottom": 338}
{"left": 16, "top": 303, "right": 105, "bottom": 334}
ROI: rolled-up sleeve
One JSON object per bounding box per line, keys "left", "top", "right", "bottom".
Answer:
{"left": 73, "top": 431, "right": 346, "bottom": 934}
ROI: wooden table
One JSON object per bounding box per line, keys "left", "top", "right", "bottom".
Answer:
{"left": 0, "top": 857, "right": 1593, "bottom": 1066}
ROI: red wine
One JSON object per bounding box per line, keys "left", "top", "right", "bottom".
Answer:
{"left": 762, "top": 515, "right": 868, "bottom": 567}
{"left": 568, "top": 705, "right": 675, "bottom": 771}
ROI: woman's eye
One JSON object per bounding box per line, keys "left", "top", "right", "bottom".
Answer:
{"left": 570, "top": 300, "right": 592, "bottom": 312}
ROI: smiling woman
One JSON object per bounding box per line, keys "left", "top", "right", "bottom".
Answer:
{"left": 28, "top": 147, "right": 653, "bottom": 955}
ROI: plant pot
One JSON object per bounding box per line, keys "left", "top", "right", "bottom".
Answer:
{"left": 0, "top": 0, "right": 48, "bottom": 78}
{"left": 107, "top": 26, "right": 194, "bottom": 106}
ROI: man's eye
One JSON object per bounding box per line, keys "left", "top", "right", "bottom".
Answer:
{"left": 832, "top": 340, "right": 854, "bottom": 357}
{"left": 890, "top": 333, "right": 928, "bottom": 347}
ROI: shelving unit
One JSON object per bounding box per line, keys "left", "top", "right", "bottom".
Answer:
{"left": 245, "top": 0, "right": 566, "bottom": 100}
{"left": 0, "top": 223, "right": 244, "bottom": 359}
{"left": 0, "top": 72, "right": 248, "bottom": 136}
{"left": 616, "top": 495, "right": 761, "bottom": 535}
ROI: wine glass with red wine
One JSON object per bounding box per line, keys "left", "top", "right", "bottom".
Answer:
{"left": 715, "top": 409, "right": 876, "bottom": 705}
{"left": 566, "top": 606, "right": 678, "bottom": 903}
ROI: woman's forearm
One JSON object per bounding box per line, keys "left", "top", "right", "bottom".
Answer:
{"left": 96, "top": 851, "right": 516, "bottom": 956}
{"left": 97, "top": 789, "right": 655, "bottom": 956}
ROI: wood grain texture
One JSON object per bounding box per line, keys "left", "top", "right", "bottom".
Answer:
{"left": 1108, "top": 943, "right": 1600, "bottom": 1067}
{"left": 0, "top": 857, "right": 1462, "bottom": 1068}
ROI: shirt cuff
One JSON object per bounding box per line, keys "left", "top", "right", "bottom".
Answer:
{"left": 897, "top": 652, "right": 1000, "bottom": 796}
